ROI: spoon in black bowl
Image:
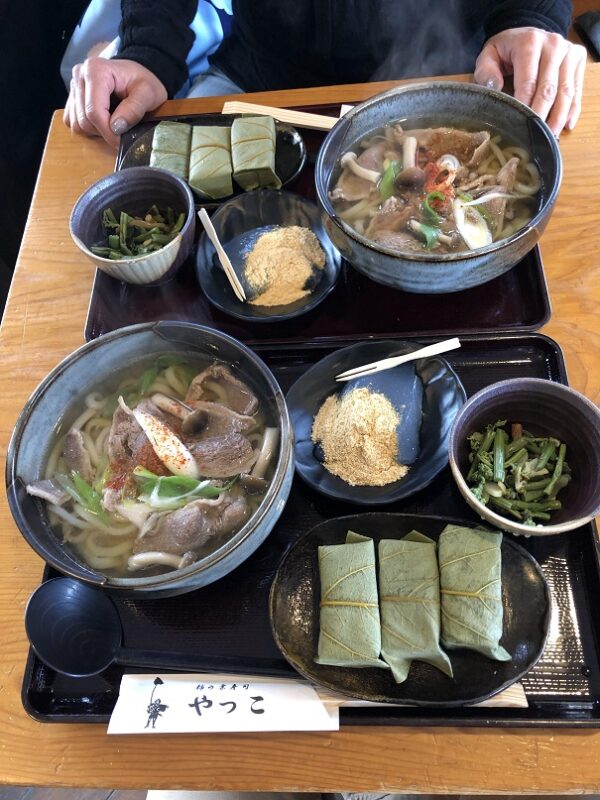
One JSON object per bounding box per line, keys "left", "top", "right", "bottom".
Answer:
{"left": 25, "top": 577, "right": 296, "bottom": 679}
{"left": 198, "top": 208, "right": 247, "bottom": 302}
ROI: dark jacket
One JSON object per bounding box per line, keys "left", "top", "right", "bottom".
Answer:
{"left": 118, "top": 0, "right": 572, "bottom": 98}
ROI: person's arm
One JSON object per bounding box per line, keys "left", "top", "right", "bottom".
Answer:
{"left": 118, "top": 0, "right": 198, "bottom": 99}
{"left": 474, "top": 1, "right": 587, "bottom": 135}
{"left": 63, "top": 0, "right": 197, "bottom": 147}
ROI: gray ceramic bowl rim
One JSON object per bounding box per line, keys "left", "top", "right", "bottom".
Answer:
{"left": 6, "top": 321, "right": 293, "bottom": 589}
{"left": 316, "top": 81, "right": 563, "bottom": 263}
{"left": 448, "top": 377, "right": 600, "bottom": 536}
{"left": 69, "top": 166, "right": 195, "bottom": 264}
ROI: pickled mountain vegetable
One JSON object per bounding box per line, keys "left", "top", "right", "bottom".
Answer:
{"left": 465, "top": 420, "right": 570, "bottom": 525}
{"left": 149, "top": 121, "right": 192, "bottom": 181}
{"left": 90, "top": 206, "right": 186, "bottom": 259}
{"left": 378, "top": 531, "right": 453, "bottom": 683}
{"left": 438, "top": 524, "right": 510, "bottom": 661}
{"left": 316, "top": 531, "right": 388, "bottom": 668}
{"left": 231, "top": 115, "right": 281, "bottom": 191}
{"left": 189, "top": 126, "right": 233, "bottom": 199}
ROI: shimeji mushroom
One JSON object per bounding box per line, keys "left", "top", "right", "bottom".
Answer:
{"left": 395, "top": 136, "right": 426, "bottom": 187}
{"left": 340, "top": 151, "right": 381, "bottom": 183}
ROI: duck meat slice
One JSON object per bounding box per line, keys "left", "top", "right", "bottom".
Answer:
{"left": 330, "top": 140, "right": 389, "bottom": 202}
{"left": 107, "top": 405, "right": 143, "bottom": 463}
{"left": 365, "top": 196, "right": 415, "bottom": 239}
{"left": 481, "top": 157, "right": 519, "bottom": 234}
{"left": 133, "top": 495, "right": 249, "bottom": 556}
{"left": 26, "top": 478, "right": 70, "bottom": 506}
{"left": 370, "top": 228, "right": 423, "bottom": 253}
{"left": 329, "top": 170, "right": 378, "bottom": 202}
{"left": 186, "top": 364, "right": 258, "bottom": 416}
{"left": 188, "top": 432, "right": 256, "bottom": 478}
{"left": 396, "top": 128, "right": 491, "bottom": 168}
{"left": 357, "top": 139, "right": 389, "bottom": 172}
{"left": 62, "top": 429, "right": 94, "bottom": 484}
{"left": 181, "top": 401, "right": 256, "bottom": 439}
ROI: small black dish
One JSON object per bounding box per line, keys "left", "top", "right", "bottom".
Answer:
{"left": 286, "top": 339, "right": 466, "bottom": 504}
{"left": 269, "top": 512, "right": 551, "bottom": 707}
{"left": 119, "top": 115, "right": 307, "bottom": 201}
{"left": 196, "top": 189, "right": 342, "bottom": 322}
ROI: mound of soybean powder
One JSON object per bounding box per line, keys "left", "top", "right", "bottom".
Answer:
{"left": 244, "top": 225, "right": 326, "bottom": 306}
{"left": 311, "top": 386, "right": 409, "bottom": 486}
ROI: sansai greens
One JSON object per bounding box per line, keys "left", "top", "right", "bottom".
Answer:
{"left": 91, "top": 205, "right": 186, "bottom": 260}
{"left": 466, "top": 420, "right": 570, "bottom": 525}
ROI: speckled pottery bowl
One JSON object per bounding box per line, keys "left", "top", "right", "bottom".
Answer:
{"left": 70, "top": 167, "right": 195, "bottom": 285}
{"left": 6, "top": 322, "right": 294, "bottom": 597}
{"left": 315, "top": 82, "right": 562, "bottom": 294}
{"left": 449, "top": 378, "right": 600, "bottom": 536}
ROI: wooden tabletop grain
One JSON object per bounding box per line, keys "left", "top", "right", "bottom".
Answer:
{"left": 0, "top": 68, "right": 599, "bottom": 793}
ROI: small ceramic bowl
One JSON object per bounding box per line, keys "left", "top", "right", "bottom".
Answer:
{"left": 70, "top": 167, "right": 195, "bottom": 285}
{"left": 449, "top": 378, "right": 600, "bottom": 536}
{"left": 196, "top": 189, "right": 342, "bottom": 322}
{"left": 286, "top": 339, "right": 466, "bottom": 505}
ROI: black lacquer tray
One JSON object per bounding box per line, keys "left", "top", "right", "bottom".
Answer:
{"left": 83, "top": 105, "right": 551, "bottom": 344}
{"left": 22, "top": 333, "right": 600, "bottom": 726}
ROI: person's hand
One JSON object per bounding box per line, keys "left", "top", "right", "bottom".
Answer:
{"left": 474, "top": 27, "right": 587, "bottom": 135}
{"left": 63, "top": 57, "right": 168, "bottom": 148}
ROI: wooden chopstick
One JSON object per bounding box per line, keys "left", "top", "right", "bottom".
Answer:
{"left": 335, "top": 338, "right": 461, "bottom": 382}
{"left": 222, "top": 101, "right": 339, "bottom": 131}
{"left": 197, "top": 209, "right": 247, "bottom": 302}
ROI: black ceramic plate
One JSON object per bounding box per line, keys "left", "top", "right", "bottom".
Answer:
{"left": 196, "top": 189, "right": 342, "bottom": 322}
{"left": 269, "top": 513, "right": 551, "bottom": 707}
{"left": 119, "top": 115, "right": 307, "bottom": 201}
{"left": 286, "top": 340, "right": 466, "bottom": 504}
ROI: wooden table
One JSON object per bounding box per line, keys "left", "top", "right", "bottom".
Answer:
{"left": 0, "top": 68, "right": 599, "bottom": 793}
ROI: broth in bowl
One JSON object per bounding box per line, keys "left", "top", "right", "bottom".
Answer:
{"left": 330, "top": 122, "right": 540, "bottom": 255}
{"left": 25, "top": 356, "right": 279, "bottom": 578}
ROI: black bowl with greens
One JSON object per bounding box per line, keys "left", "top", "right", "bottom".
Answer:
{"left": 449, "top": 378, "right": 600, "bottom": 536}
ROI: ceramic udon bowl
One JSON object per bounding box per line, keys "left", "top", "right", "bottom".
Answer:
{"left": 315, "top": 81, "right": 562, "bottom": 294}
{"left": 6, "top": 322, "right": 294, "bottom": 597}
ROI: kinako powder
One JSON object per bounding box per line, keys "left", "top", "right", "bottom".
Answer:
{"left": 243, "top": 225, "right": 326, "bottom": 306}
{"left": 311, "top": 386, "right": 409, "bottom": 487}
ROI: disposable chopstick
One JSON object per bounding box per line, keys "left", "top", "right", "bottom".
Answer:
{"left": 197, "top": 209, "right": 247, "bottom": 302}
{"left": 335, "top": 337, "right": 461, "bottom": 381}
{"left": 222, "top": 101, "right": 339, "bottom": 131}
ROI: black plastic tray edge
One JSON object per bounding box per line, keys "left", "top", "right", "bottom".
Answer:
{"left": 83, "top": 101, "right": 552, "bottom": 344}
{"left": 21, "top": 332, "right": 600, "bottom": 727}
{"left": 83, "top": 248, "right": 552, "bottom": 346}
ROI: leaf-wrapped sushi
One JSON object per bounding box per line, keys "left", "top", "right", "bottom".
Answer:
{"left": 316, "top": 531, "right": 387, "bottom": 668}
{"left": 378, "top": 531, "right": 453, "bottom": 683}
{"left": 438, "top": 524, "right": 510, "bottom": 661}
{"left": 231, "top": 115, "right": 281, "bottom": 191}
{"left": 189, "top": 126, "right": 233, "bottom": 199}
{"left": 149, "top": 121, "right": 192, "bottom": 181}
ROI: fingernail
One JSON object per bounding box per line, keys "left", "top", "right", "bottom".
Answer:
{"left": 485, "top": 78, "right": 500, "bottom": 91}
{"left": 111, "top": 117, "right": 128, "bottom": 136}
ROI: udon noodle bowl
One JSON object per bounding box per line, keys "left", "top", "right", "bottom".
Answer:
{"left": 329, "top": 122, "right": 541, "bottom": 254}
{"left": 25, "top": 357, "right": 279, "bottom": 577}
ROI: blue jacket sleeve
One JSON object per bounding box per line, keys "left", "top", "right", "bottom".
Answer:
{"left": 485, "top": 0, "right": 572, "bottom": 39}
{"left": 117, "top": 0, "right": 197, "bottom": 97}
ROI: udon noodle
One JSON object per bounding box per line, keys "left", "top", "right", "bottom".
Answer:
{"left": 329, "top": 122, "right": 541, "bottom": 253}
{"left": 26, "top": 358, "right": 278, "bottom": 577}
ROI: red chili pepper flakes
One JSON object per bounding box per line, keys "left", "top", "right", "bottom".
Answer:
{"left": 424, "top": 162, "right": 456, "bottom": 197}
